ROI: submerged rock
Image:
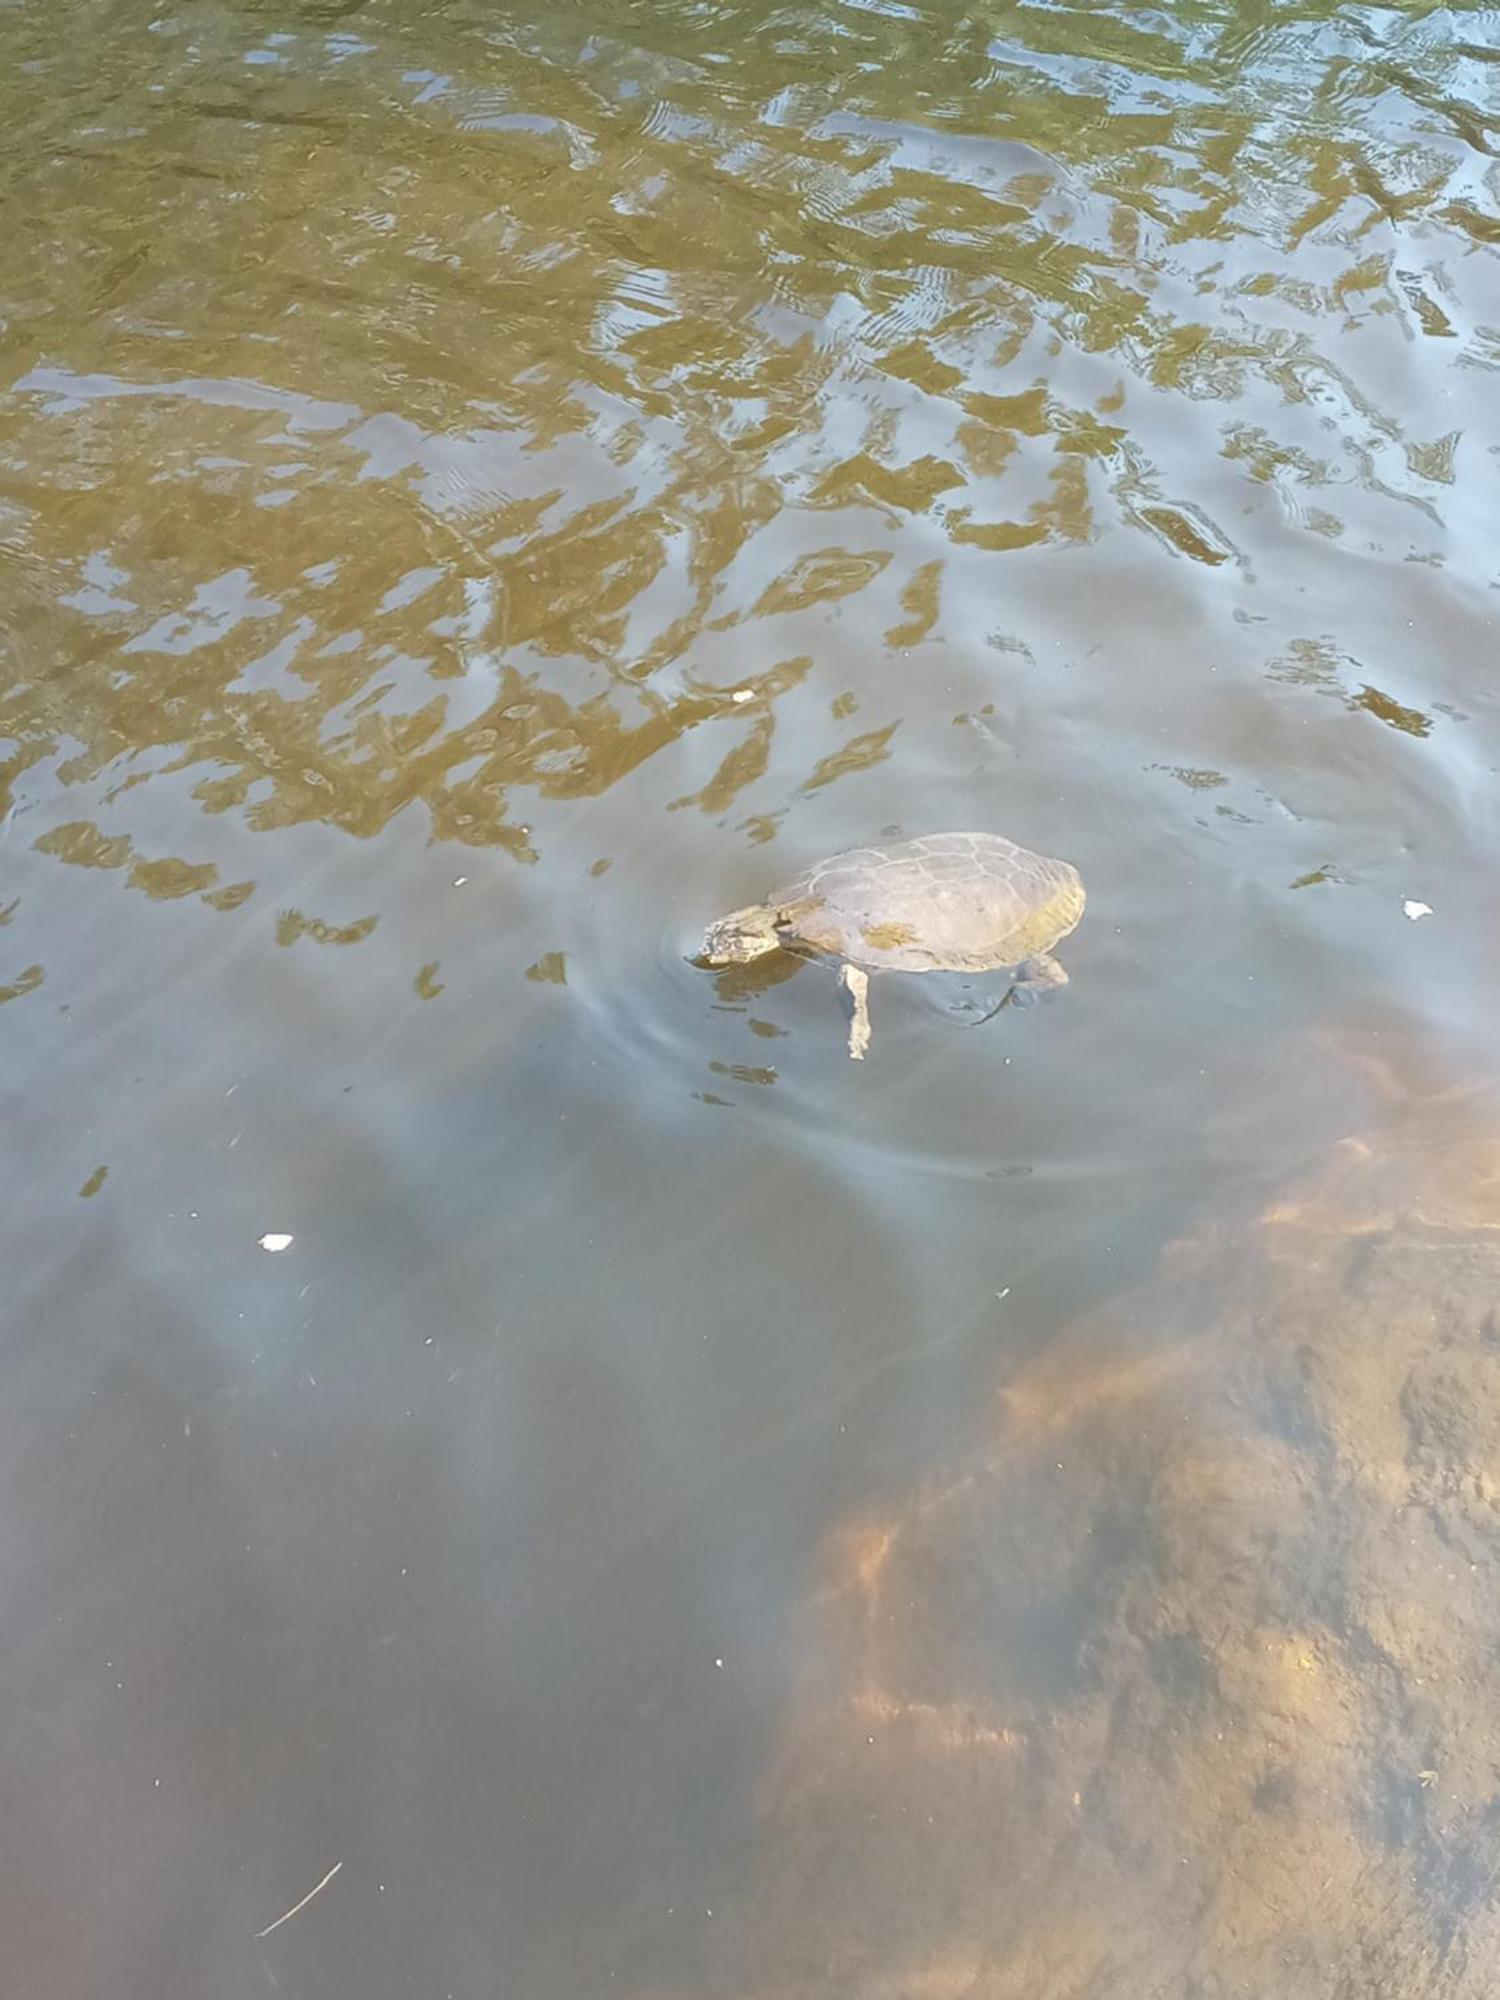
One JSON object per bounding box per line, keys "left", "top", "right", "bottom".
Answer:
{"left": 726, "top": 1092, "right": 1500, "bottom": 1997}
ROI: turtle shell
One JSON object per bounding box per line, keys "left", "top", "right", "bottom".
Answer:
{"left": 770, "top": 831, "right": 1084, "bottom": 974}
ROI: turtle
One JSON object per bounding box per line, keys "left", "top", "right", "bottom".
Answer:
{"left": 700, "top": 830, "right": 1085, "bottom": 1059}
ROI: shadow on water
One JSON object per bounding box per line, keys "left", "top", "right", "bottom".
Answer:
{"left": 1, "top": 0, "right": 1499, "bottom": 1991}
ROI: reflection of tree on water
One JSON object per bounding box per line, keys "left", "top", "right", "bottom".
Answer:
{"left": 2, "top": 0, "right": 1479, "bottom": 925}
{"left": 707, "top": 950, "right": 805, "bottom": 1007}
{"left": 719, "top": 1086, "right": 1500, "bottom": 1998}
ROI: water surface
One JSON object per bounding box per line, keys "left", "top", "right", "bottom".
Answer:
{"left": 2, "top": 0, "right": 1498, "bottom": 1992}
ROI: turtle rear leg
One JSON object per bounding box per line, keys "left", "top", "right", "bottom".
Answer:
{"left": 1009, "top": 952, "right": 1069, "bottom": 1005}
{"left": 962, "top": 953, "right": 1068, "bottom": 1028}
{"left": 838, "top": 963, "right": 872, "bottom": 1060}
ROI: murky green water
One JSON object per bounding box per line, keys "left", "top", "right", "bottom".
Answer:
{"left": 3, "top": 0, "right": 1499, "bottom": 1992}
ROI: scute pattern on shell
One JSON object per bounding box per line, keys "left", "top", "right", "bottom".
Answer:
{"left": 769, "top": 831, "right": 1085, "bottom": 974}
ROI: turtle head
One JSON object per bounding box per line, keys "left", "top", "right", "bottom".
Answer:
{"left": 700, "top": 902, "right": 783, "bottom": 964}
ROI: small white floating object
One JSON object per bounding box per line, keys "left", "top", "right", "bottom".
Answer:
{"left": 258, "top": 1232, "right": 294, "bottom": 1253}
{"left": 730, "top": 688, "right": 754, "bottom": 703}
{"left": 1402, "top": 899, "right": 1433, "bottom": 921}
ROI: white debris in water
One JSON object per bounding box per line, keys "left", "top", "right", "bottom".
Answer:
{"left": 730, "top": 688, "right": 754, "bottom": 703}
{"left": 1403, "top": 899, "right": 1434, "bottom": 921}
{"left": 453, "top": 876, "right": 467, "bottom": 886}
{"left": 258, "top": 1232, "right": 294, "bottom": 1253}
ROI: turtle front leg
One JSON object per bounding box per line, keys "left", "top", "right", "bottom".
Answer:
{"left": 838, "top": 963, "right": 872, "bottom": 1060}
